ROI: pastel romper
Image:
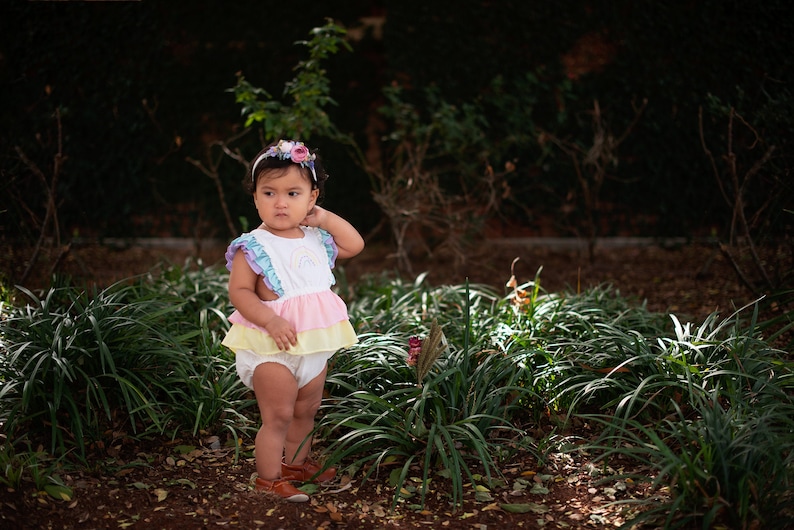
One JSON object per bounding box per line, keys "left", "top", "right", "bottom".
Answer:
{"left": 221, "top": 226, "right": 358, "bottom": 389}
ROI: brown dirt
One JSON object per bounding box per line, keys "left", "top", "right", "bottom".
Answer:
{"left": 345, "top": 239, "right": 758, "bottom": 323}
{"left": 2, "top": 237, "right": 757, "bottom": 322}
{"left": 0, "top": 238, "right": 780, "bottom": 529}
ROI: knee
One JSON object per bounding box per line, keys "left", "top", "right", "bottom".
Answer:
{"left": 293, "top": 395, "right": 322, "bottom": 420}
{"left": 261, "top": 405, "right": 295, "bottom": 429}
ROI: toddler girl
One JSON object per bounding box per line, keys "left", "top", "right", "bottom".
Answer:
{"left": 222, "top": 140, "right": 364, "bottom": 502}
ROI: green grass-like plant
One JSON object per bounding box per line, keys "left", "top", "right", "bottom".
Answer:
{"left": 321, "top": 277, "right": 532, "bottom": 509}
{"left": 140, "top": 259, "right": 257, "bottom": 449}
{"left": 0, "top": 260, "right": 254, "bottom": 463}
{"left": 584, "top": 391, "right": 794, "bottom": 529}
{"left": 322, "top": 340, "right": 528, "bottom": 510}
{"left": 573, "top": 307, "right": 794, "bottom": 529}
{"left": 326, "top": 271, "right": 794, "bottom": 524}
{"left": 1, "top": 259, "right": 791, "bottom": 527}
{"left": 0, "top": 281, "right": 198, "bottom": 457}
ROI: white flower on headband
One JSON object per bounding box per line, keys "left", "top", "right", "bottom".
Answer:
{"left": 252, "top": 140, "right": 318, "bottom": 183}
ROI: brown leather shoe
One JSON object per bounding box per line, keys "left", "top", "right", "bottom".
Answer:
{"left": 254, "top": 477, "right": 309, "bottom": 502}
{"left": 281, "top": 458, "right": 337, "bottom": 483}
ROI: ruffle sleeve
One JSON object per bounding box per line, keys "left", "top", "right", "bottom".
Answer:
{"left": 225, "top": 233, "right": 283, "bottom": 296}
{"left": 317, "top": 228, "right": 338, "bottom": 269}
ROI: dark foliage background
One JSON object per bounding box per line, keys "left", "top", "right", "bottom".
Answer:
{"left": 1, "top": 0, "right": 791, "bottom": 244}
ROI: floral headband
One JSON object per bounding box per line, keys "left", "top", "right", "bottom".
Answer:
{"left": 251, "top": 140, "right": 317, "bottom": 184}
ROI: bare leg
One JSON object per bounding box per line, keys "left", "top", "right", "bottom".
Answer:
{"left": 252, "top": 362, "right": 298, "bottom": 480}
{"left": 284, "top": 366, "right": 327, "bottom": 465}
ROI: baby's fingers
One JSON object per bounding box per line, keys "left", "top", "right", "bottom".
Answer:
{"left": 274, "top": 331, "right": 297, "bottom": 351}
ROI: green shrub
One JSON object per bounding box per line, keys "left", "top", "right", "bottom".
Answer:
{"left": 578, "top": 310, "right": 794, "bottom": 528}
{"left": 322, "top": 278, "right": 529, "bottom": 509}
{"left": 0, "top": 261, "right": 252, "bottom": 460}
{"left": 0, "top": 281, "right": 199, "bottom": 458}
{"left": 2, "top": 259, "right": 792, "bottom": 528}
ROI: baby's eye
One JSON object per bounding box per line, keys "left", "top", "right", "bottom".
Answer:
{"left": 288, "top": 191, "right": 300, "bottom": 197}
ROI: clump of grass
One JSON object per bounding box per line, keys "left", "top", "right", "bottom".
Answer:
{"left": 327, "top": 265, "right": 794, "bottom": 526}
{"left": 571, "top": 307, "right": 794, "bottom": 529}
{"left": 0, "top": 260, "right": 253, "bottom": 463}
{"left": 321, "top": 278, "right": 527, "bottom": 509}
{"left": 2, "top": 257, "right": 792, "bottom": 527}
{"left": 0, "top": 281, "right": 194, "bottom": 458}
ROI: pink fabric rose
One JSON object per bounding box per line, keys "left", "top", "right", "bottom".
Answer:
{"left": 291, "top": 144, "right": 309, "bottom": 163}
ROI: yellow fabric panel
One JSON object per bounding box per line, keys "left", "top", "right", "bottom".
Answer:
{"left": 222, "top": 320, "right": 357, "bottom": 356}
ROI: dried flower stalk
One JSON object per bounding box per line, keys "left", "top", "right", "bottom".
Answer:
{"left": 416, "top": 319, "right": 446, "bottom": 385}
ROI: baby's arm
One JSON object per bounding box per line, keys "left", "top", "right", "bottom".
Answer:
{"left": 302, "top": 205, "right": 365, "bottom": 259}
{"left": 228, "top": 251, "right": 297, "bottom": 350}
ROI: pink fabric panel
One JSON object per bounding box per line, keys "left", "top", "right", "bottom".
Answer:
{"left": 228, "top": 291, "right": 350, "bottom": 334}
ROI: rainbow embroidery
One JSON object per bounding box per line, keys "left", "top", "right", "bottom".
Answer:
{"left": 290, "top": 246, "right": 322, "bottom": 270}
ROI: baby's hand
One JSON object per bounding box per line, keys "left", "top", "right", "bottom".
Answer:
{"left": 265, "top": 316, "right": 298, "bottom": 351}
{"left": 301, "top": 205, "right": 327, "bottom": 228}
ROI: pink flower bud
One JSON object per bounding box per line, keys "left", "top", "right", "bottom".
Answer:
{"left": 291, "top": 144, "right": 309, "bottom": 163}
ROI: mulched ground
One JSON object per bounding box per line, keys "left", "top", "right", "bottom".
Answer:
{"left": 1, "top": 237, "right": 761, "bottom": 322}
{"left": 345, "top": 238, "right": 758, "bottom": 323}
{"left": 1, "top": 429, "right": 660, "bottom": 530}
{"left": 0, "top": 237, "right": 787, "bottom": 529}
